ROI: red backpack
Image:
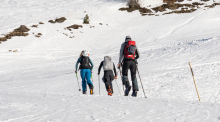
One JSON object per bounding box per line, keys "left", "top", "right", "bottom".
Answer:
{"left": 124, "top": 41, "right": 136, "bottom": 59}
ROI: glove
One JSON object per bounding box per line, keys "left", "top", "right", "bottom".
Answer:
{"left": 117, "top": 63, "right": 121, "bottom": 69}
{"left": 134, "top": 59, "right": 138, "bottom": 64}
{"left": 75, "top": 71, "right": 77, "bottom": 73}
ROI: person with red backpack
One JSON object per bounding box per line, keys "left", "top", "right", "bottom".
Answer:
{"left": 118, "top": 36, "right": 140, "bottom": 97}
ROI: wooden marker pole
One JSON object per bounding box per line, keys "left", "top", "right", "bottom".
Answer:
{"left": 189, "top": 62, "right": 201, "bottom": 101}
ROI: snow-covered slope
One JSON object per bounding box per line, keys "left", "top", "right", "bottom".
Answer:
{"left": 1, "top": 0, "right": 220, "bottom": 121}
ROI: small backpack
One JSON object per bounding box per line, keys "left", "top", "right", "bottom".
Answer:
{"left": 80, "top": 56, "right": 91, "bottom": 69}
{"left": 103, "top": 56, "right": 113, "bottom": 71}
{"left": 124, "top": 41, "right": 136, "bottom": 59}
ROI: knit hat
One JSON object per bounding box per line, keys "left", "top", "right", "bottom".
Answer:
{"left": 125, "top": 35, "right": 131, "bottom": 39}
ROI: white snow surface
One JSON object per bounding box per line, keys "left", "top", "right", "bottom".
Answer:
{"left": 1, "top": 0, "right": 220, "bottom": 121}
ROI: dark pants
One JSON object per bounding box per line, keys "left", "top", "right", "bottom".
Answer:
{"left": 103, "top": 70, "right": 114, "bottom": 93}
{"left": 122, "top": 59, "right": 139, "bottom": 91}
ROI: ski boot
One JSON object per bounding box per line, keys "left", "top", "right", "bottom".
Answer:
{"left": 88, "top": 84, "right": 94, "bottom": 95}
{"left": 108, "top": 89, "right": 112, "bottom": 96}
{"left": 124, "top": 85, "right": 131, "bottom": 96}
{"left": 131, "top": 90, "right": 137, "bottom": 97}
{"left": 107, "top": 86, "right": 112, "bottom": 96}
{"left": 83, "top": 91, "right": 87, "bottom": 94}
{"left": 90, "top": 87, "right": 94, "bottom": 95}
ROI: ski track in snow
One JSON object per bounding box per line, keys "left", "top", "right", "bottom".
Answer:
{"left": 158, "top": 8, "right": 210, "bottom": 39}
{"left": 1, "top": 0, "right": 220, "bottom": 121}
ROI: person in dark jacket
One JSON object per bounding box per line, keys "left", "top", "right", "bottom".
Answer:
{"left": 75, "top": 50, "right": 94, "bottom": 94}
{"left": 118, "top": 36, "right": 140, "bottom": 97}
{"left": 98, "top": 56, "right": 117, "bottom": 96}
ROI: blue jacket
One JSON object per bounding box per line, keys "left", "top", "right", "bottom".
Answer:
{"left": 75, "top": 57, "right": 94, "bottom": 71}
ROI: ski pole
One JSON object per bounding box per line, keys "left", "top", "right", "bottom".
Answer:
{"left": 136, "top": 65, "right": 147, "bottom": 98}
{"left": 98, "top": 75, "right": 101, "bottom": 95}
{"left": 91, "top": 72, "right": 95, "bottom": 93}
{"left": 119, "top": 68, "right": 125, "bottom": 92}
{"left": 76, "top": 73, "right": 81, "bottom": 91}
{"left": 189, "top": 62, "right": 200, "bottom": 101}
{"left": 91, "top": 74, "right": 94, "bottom": 83}
{"left": 115, "top": 79, "right": 121, "bottom": 96}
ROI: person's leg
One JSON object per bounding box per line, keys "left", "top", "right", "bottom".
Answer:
{"left": 130, "top": 61, "right": 138, "bottom": 97}
{"left": 106, "top": 78, "right": 112, "bottom": 96}
{"left": 122, "top": 60, "right": 131, "bottom": 86}
{"left": 110, "top": 82, "right": 113, "bottom": 93}
{"left": 130, "top": 61, "right": 138, "bottom": 91}
{"left": 85, "top": 69, "right": 93, "bottom": 88}
{"left": 101, "top": 76, "right": 107, "bottom": 91}
{"left": 80, "top": 69, "right": 87, "bottom": 92}
{"left": 104, "top": 79, "right": 109, "bottom": 92}
{"left": 104, "top": 71, "right": 112, "bottom": 95}
{"left": 85, "top": 69, "right": 93, "bottom": 94}
{"left": 122, "top": 60, "right": 131, "bottom": 96}
{"left": 109, "top": 71, "right": 114, "bottom": 93}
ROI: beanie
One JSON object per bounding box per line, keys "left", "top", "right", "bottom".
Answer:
{"left": 125, "top": 35, "right": 131, "bottom": 39}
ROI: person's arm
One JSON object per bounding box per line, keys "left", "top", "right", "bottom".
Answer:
{"left": 98, "top": 61, "right": 103, "bottom": 74}
{"left": 135, "top": 45, "right": 140, "bottom": 59}
{"left": 75, "top": 57, "right": 81, "bottom": 72}
{"left": 89, "top": 57, "right": 94, "bottom": 70}
{"left": 113, "top": 63, "right": 117, "bottom": 77}
{"left": 118, "top": 43, "right": 125, "bottom": 64}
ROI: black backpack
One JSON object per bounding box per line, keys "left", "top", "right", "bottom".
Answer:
{"left": 80, "top": 56, "right": 91, "bottom": 69}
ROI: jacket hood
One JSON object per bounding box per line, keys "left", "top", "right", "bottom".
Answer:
{"left": 104, "top": 56, "right": 111, "bottom": 61}
{"left": 125, "top": 35, "right": 131, "bottom": 42}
